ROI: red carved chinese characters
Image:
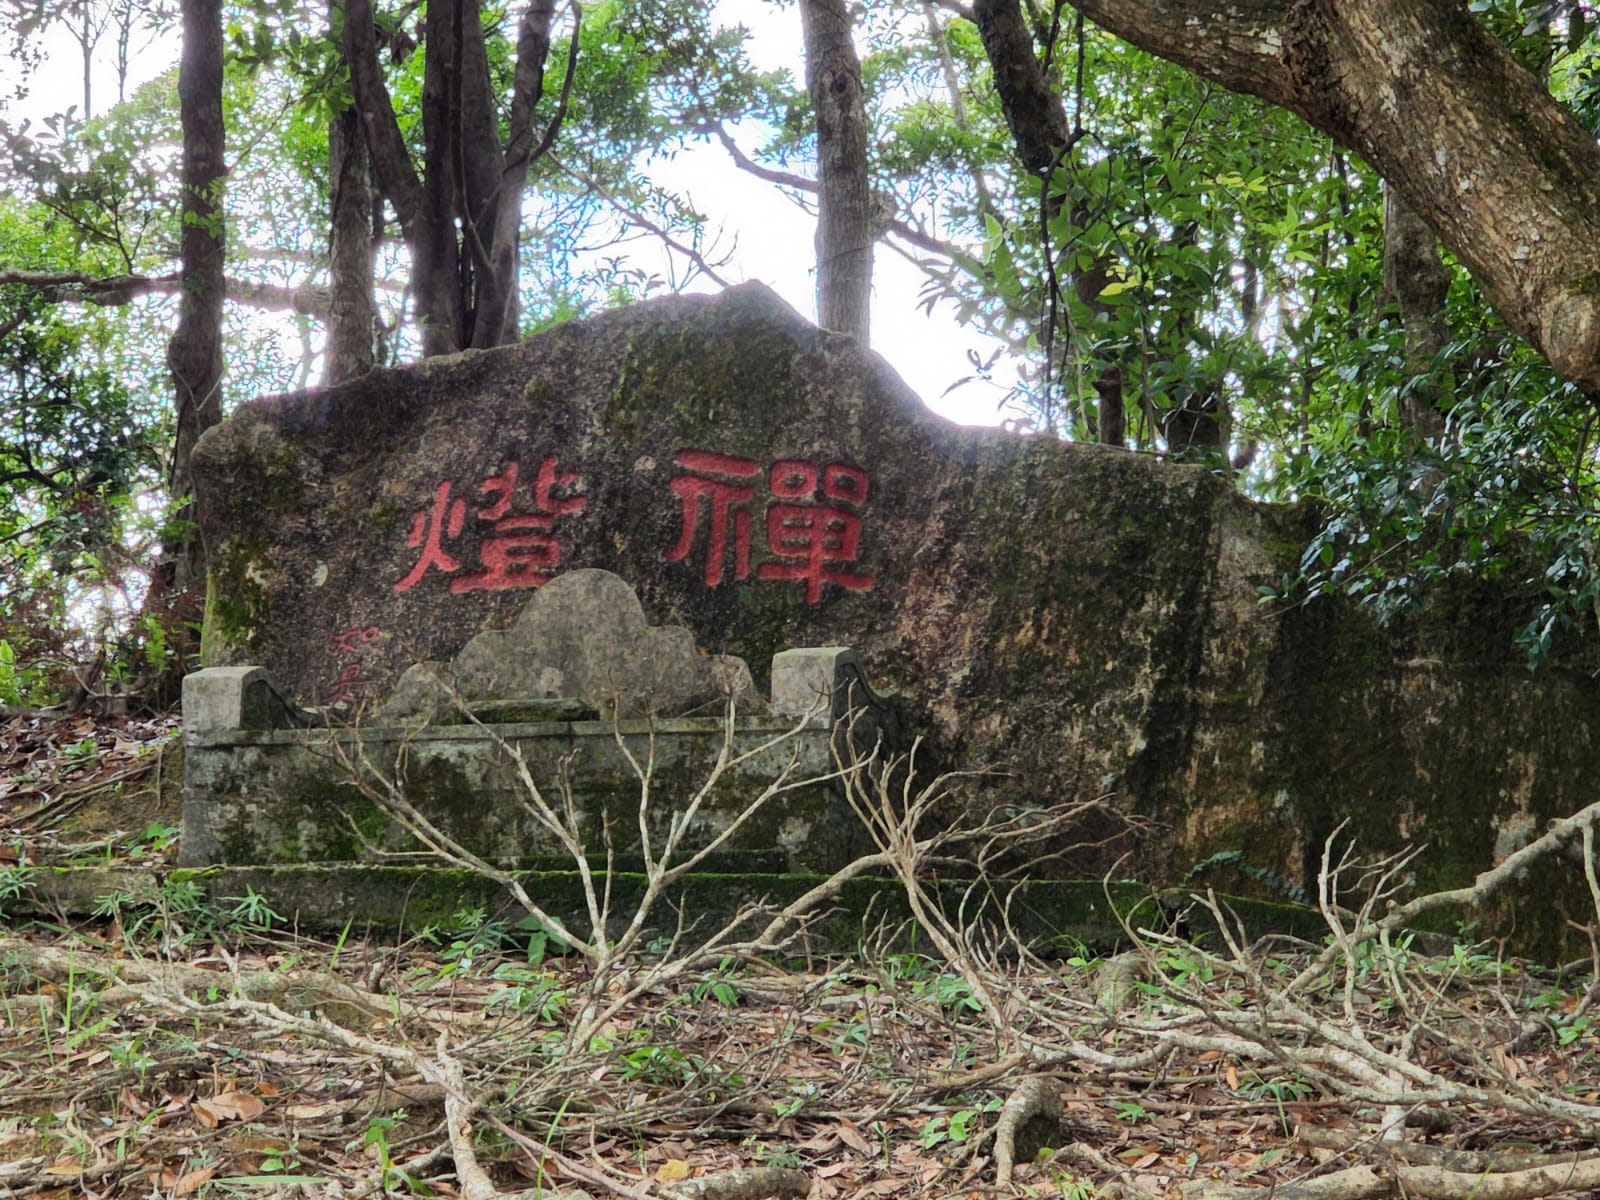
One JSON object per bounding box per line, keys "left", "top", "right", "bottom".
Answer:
{"left": 665, "top": 450, "right": 761, "bottom": 586}
{"left": 757, "top": 460, "right": 874, "bottom": 604}
{"left": 328, "top": 624, "right": 382, "bottom": 703}
{"left": 393, "top": 455, "right": 586, "bottom": 594}
{"left": 665, "top": 451, "right": 875, "bottom": 604}
{"left": 393, "top": 481, "right": 466, "bottom": 592}
{"left": 452, "top": 455, "right": 587, "bottom": 593}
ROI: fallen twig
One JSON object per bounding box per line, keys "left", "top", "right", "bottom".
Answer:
{"left": 1298, "top": 1126, "right": 1600, "bottom": 1176}
{"left": 666, "top": 1164, "right": 812, "bottom": 1200}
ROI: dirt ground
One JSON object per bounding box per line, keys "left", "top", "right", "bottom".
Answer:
{"left": 4, "top": 709, "right": 1600, "bottom": 1200}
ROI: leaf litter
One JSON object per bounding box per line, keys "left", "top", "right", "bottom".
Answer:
{"left": 3, "top": 712, "right": 1600, "bottom": 1199}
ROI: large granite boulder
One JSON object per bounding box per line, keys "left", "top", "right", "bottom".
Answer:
{"left": 193, "top": 283, "right": 1600, "bottom": 953}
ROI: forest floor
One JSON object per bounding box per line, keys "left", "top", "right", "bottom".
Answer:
{"left": 3, "top": 709, "right": 1600, "bottom": 1200}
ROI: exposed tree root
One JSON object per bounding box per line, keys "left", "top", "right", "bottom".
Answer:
{"left": 1297, "top": 1126, "right": 1600, "bottom": 1174}
{"left": 993, "top": 1073, "right": 1061, "bottom": 1185}
{"left": 0, "top": 936, "right": 390, "bottom": 1022}
{"left": 928, "top": 1050, "right": 1029, "bottom": 1093}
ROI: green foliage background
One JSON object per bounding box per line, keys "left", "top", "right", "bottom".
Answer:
{"left": 2, "top": 0, "right": 1600, "bottom": 700}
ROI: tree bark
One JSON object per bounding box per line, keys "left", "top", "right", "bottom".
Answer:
{"left": 341, "top": 0, "right": 570, "bottom": 356}
{"left": 1067, "top": 0, "right": 1600, "bottom": 398}
{"left": 800, "top": 0, "right": 874, "bottom": 343}
{"left": 326, "top": 27, "right": 377, "bottom": 385}
{"left": 1381, "top": 186, "right": 1452, "bottom": 439}
{"left": 972, "top": 0, "right": 1072, "bottom": 178}
{"left": 343, "top": 0, "right": 460, "bottom": 355}
{"left": 466, "top": 0, "right": 557, "bottom": 348}
{"left": 973, "top": 0, "right": 1139, "bottom": 444}
{"left": 417, "top": 0, "right": 465, "bottom": 354}
{"left": 166, "top": 0, "right": 225, "bottom": 592}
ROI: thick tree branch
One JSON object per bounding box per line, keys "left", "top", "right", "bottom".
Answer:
{"left": 1068, "top": 0, "right": 1600, "bottom": 395}
{"left": 701, "top": 120, "right": 819, "bottom": 194}
{"left": 0, "top": 269, "right": 331, "bottom": 317}
{"left": 701, "top": 121, "right": 980, "bottom": 275}
{"left": 972, "top": 0, "right": 1073, "bottom": 176}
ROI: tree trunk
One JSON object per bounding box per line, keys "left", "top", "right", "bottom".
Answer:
{"left": 1094, "top": 367, "right": 1125, "bottom": 447}
{"left": 1066, "top": 0, "right": 1600, "bottom": 398}
{"left": 342, "top": 0, "right": 568, "bottom": 356}
{"left": 1380, "top": 186, "right": 1451, "bottom": 440}
{"left": 166, "top": 0, "right": 225, "bottom": 592}
{"left": 465, "top": 0, "right": 556, "bottom": 348}
{"left": 800, "top": 0, "right": 874, "bottom": 343}
{"left": 417, "top": 0, "right": 465, "bottom": 355}
{"left": 972, "top": 0, "right": 1137, "bottom": 443}
{"left": 972, "top": 0, "right": 1072, "bottom": 179}
{"left": 325, "top": 67, "right": 377, "bottom": 384}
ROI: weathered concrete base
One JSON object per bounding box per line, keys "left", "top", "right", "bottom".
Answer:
{"left": 181, "top": 716, "right": 866, "bottom": 872}
{"left": 180, "top": 649, "right": 899, "bottom": 874}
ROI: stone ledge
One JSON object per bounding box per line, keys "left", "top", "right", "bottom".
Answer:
{"left": 15, "top": 862, "right": 1343, "bottom": 951}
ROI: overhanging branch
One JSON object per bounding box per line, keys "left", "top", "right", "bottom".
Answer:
{"left": 1066, "top": 0, "right": 1600, "bottom": 395}
{"left": 0, "top": 269, "right": 331, "bottom": 317}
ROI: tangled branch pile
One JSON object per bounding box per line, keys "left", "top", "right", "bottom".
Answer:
{"left": 5, "top": 706, "right": 1600, "bottom": 1200}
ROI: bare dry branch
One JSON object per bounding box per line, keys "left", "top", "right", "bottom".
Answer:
{"left": 0, "top": 268, "right": 330, "bottom": 316}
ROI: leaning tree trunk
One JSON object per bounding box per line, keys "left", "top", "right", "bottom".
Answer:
{"left": 343, "top": 0, "right": 462, "bottom": 355}
{"left": 800, "top": 0, "right": 874, "bottom": 343}
{"left": 972, "top": 0, "right": 1071, "bottom": 177}
{"left": 1066, "top": 0, "right": 1600, "bottom": 400}
{"left": 167, "top": 0, "right": 225, "bottom": 592}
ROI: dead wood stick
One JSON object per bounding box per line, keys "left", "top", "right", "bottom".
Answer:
{"left": 424, "top": 1036, "right": 500, "bottom": 1200}
{"left": 1051, "top": 1143, "right": 1166, "bottom": 1200}
{"left": 1298, "top": 1126, "right": 1600, "bottom": 1174}
{"left": 0, "top": 1158, "right": 45, "bottom": 1184}
{"left": 0, "top": 1157, "right": 152, "bottom": 1196}
{"left": 665, "top": 1165, "right": 811, "bottom": 1200}
{"left": 1375, "top": 797, "right": 1600, "bottom": 939}
{"left": 1185, "top": 1155, "right": 1600, "bottom": 1200}
{"left": 928, "top": 1050, "right": 1030, "bottom": 1093}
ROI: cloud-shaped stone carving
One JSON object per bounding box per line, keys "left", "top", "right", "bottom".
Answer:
{"left": 377, "top": 569, "right": 757, "bottom": 723}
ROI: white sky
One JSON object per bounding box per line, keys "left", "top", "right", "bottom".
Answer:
{"left": 0, "top": 6, "right": 1021, "bottom": 426}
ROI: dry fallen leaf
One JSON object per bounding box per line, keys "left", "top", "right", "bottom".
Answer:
{"left": 192, "top": 1090, "right": 267, "bottom": 1128}
{"left": 173, "top": 1166, "right": 216, "bottom": 1196}
{"left": 655, "top": 1158, "right": 691, "bottom": 1182}
{"left": 835, "top": 1119, "right": 873, "bottom": 1155}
